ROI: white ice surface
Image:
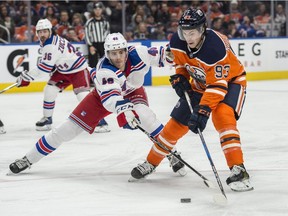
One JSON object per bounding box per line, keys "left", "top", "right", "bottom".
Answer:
{"left": 0, "top": 80, "right": 288, "bottom": 216}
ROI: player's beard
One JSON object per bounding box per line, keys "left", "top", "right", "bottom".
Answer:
{"left": 40, "top": 36, "right": 47, "bottom": 43}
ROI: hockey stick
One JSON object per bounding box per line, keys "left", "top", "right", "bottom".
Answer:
{"left": 136, "top": 125, "right": 214, "bottom": 188}
{"left": 184, "top": 91, "right": 227, "bottom": 203}
{"left": 0, "top": 83, "right": 18, "bottom": 94}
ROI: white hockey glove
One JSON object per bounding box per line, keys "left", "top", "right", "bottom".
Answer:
{"left": 116, "top": 99, "right": 140, "bottom": 130}
{"left": 16, "top": 70, "right": 34, "bottom": 87}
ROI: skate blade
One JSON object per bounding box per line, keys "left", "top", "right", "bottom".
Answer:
{"left": 94, "top": 126, "right": 111, "bottom": 133}
{"left": 229, "top": 179, "right": 254, "bottom": 192}
{"left": 128, "top": 176, "right": 148, "bottom": 183}
{"left": 128, "top": 176, "right": 140, "bottom": 182}
{"left": 0, "top": 127, "right": 6, "bottom": 134}
{"left": 177, "top": 167, "right": 187, "bottom": 176}
{"left": 36, "top": 125, "right": 52, "bottom": 131}
{"left": 2, "top": 168, "right": 15, "bottom": 176}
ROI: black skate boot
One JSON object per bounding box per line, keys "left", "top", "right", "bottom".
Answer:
{"left": 167, "top": 151, "right": 187, "bottom": 176}
{"left": 226, "top": 164, "right": 254, "bottom": 192}
{"left": 36, "top": 117, "right": 52, "bottom": 131}
{"left": 129, "top": 161, "right": 156, "bottom": 182}
{"left": 9, "top": 156, "right": 32, "bottom": 174}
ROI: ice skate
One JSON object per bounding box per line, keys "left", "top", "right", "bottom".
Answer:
{"left": 226, "top": 164, "right": 254, "bottom": 192}
{"left": 36, "top": 116, "right": 52, "bottom": 131}
{"left": 94, "top": 118, "right": 110, "bottom": 133}
{"left": 129, "top": 161, "right": 156, "bottom": 182}
{"left": 9, "top": 156, "right": 32, "bottom": 174}
{"left": 167, "top": 151, "right": 187, "bottom": 176}
{"left": 0, "top": 120, "right": 6, "bottom": 134}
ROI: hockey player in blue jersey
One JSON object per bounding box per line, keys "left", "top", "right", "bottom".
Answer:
{"left": 16, "top": 18, "right": 109, "bottom": 133}
{"left": 9, "top": 32, "right": 186, "bottom": 178}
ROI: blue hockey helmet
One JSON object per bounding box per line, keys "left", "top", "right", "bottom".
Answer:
{"left": 178, "top": 8, "right": 206, "bottom": 30}
{"left": 178, "top": 8, "right": 207, "bottom": 41}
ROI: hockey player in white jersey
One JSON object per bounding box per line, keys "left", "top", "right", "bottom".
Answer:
{"left": 16, "top": 18, "right": 91, "bottom": 131}
{"left": 9, "top": 32, "right": 186, "bottom": 178}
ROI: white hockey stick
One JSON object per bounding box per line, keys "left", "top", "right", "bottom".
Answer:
{"left": 0, "top": 83, "right": 18, "bottom": 94}
{"left": 184, "top": 91, "right": 228, "bottom": 205}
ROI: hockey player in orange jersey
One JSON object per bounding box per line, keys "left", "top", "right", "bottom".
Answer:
{"left": 131, "top": 8, "right": 253, "bottom": 192}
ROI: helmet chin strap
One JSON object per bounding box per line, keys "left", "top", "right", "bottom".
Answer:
{"left": 194, "top": 34, "right": 206, "bottom": 50}
{"left": 187, "top": 34, "right": 205, "bottom": 58}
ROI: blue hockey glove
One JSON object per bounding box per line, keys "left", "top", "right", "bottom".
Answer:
{"left": 188, "top": 105, "right": 211, "bottom": 134}
{"left": 169, "top": 74, "right": 192, "bottom": 99}
{"left": 116, "top": 99, "right": 140, "bottom": 130}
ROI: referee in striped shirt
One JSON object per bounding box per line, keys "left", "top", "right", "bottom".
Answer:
{"left": 85, "top": 2, "right": 110, "bottom": 68}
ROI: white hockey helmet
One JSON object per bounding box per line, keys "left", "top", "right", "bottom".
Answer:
{"left": 36, "top": 18, "right": 52, "bottom": 37}
{"left": 104, "top": 32, "right": 128, "bottom": 59}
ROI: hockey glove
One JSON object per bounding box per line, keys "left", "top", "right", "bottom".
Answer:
{"left": 16, "top": 70, "right": 34, "bottom": 87}
{"left": 188, "top": 105, "right": 211, "bottom": 134}
{"left": 169, "top": 74, "right": 192, "bottom": 99}
{"left": 116, "top": 99, "right": 140, "bottom": 130}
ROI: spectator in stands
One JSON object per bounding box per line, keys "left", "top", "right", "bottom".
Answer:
{"left": 156, "top": 2, "right": 171, "bottom": 28}
{"left": 134, "top": 21, "right": 150, "bottom": 40}
{"left": 124, "top": 30, "right": 134, "bottom": 41}
{"left": 225, "top": 20, "right": 241, "bottom": 38}
{"left": 0, "top": 4, "right": 15, "bottom": 43}
{"left": 237, "top": 15, "right": 263, "bottom": 38}
{"left": 146, "top": 2, "right": 159, "bottom": 23}
{"left": 168, "top": 0, "right": 183, "bottom": 18}
{"left": 145, "top": 14, "right": 157, "bottom": 36}
{"left": 212, "top": 17, "right": 225, "bottom": 34}
{"left": 150, "top": 22, "right": 166, "bottom": 40}
{"left": 275, "top": 4, "right": 286, "bottom": 36}
{"left": 131, "top": 5, "right": 147, "bottom": 30}
{"left": 71, "top": 12, "right": 85, "bottom": 41}
{"left": 126, "top": 14, "right": 143, "bottom": 32}
{"left": 43, "top": 6, "right": 58, "bottom": 26}
{"left": 106, "top": 0, "right": 123, "bottom": 33}
{"left": 275, "top": 4, "right": 286, "bottom": 25}
{"left": 191, "top": 1, "right": 201, "bottom": 10}
{"left": 166, "top": 21, "right": 178, "bottom": 41}
{"left": 209, "top": 2, "right": 225, "bottom": 21}
{"left": 35, "top": 1, "right": 54, "bottom": 19}
{"left": 55, "top": 10, "right": 71, "bottom": 38}
{"left": 254, "top": 2, "right": 271, "bottom": 24}
{"left": 65, "top": 27, "right": 80, "bottom": 42}
{"left": 224, "top": 0, "right": 243, "bottom": 27}
{"left": 167, "top": 12, "right": 179, "bottom": 28}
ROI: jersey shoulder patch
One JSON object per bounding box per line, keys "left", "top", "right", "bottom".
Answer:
{"left": 197, "top": 30, "right": 226, "bottom": 65}
{"left": 169, "top": 33, "right": 189, "bottom": 53}
{"left": 128, "top": 46, "right": 146, "bottom": 68}
{"left": 100, "top": 58, "right": 118, "bottom": 72}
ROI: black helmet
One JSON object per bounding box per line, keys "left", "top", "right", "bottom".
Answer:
{"left": 179, "top": 8, "right": 206, "bottom": 30}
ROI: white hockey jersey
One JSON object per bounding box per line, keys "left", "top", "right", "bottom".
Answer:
{"left": 89, "top": 45, "right": 170, "bottom": 113}
{"left": 29, "top": 34, "right": 88, "bottom": 78}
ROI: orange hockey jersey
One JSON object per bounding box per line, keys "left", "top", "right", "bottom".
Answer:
{"left": 169, "top": 29, "right": 246, "bottom": 110}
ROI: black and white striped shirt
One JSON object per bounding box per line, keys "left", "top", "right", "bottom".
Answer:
{"left": 85, "top": 17, "right": 110, "bottom": 45}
